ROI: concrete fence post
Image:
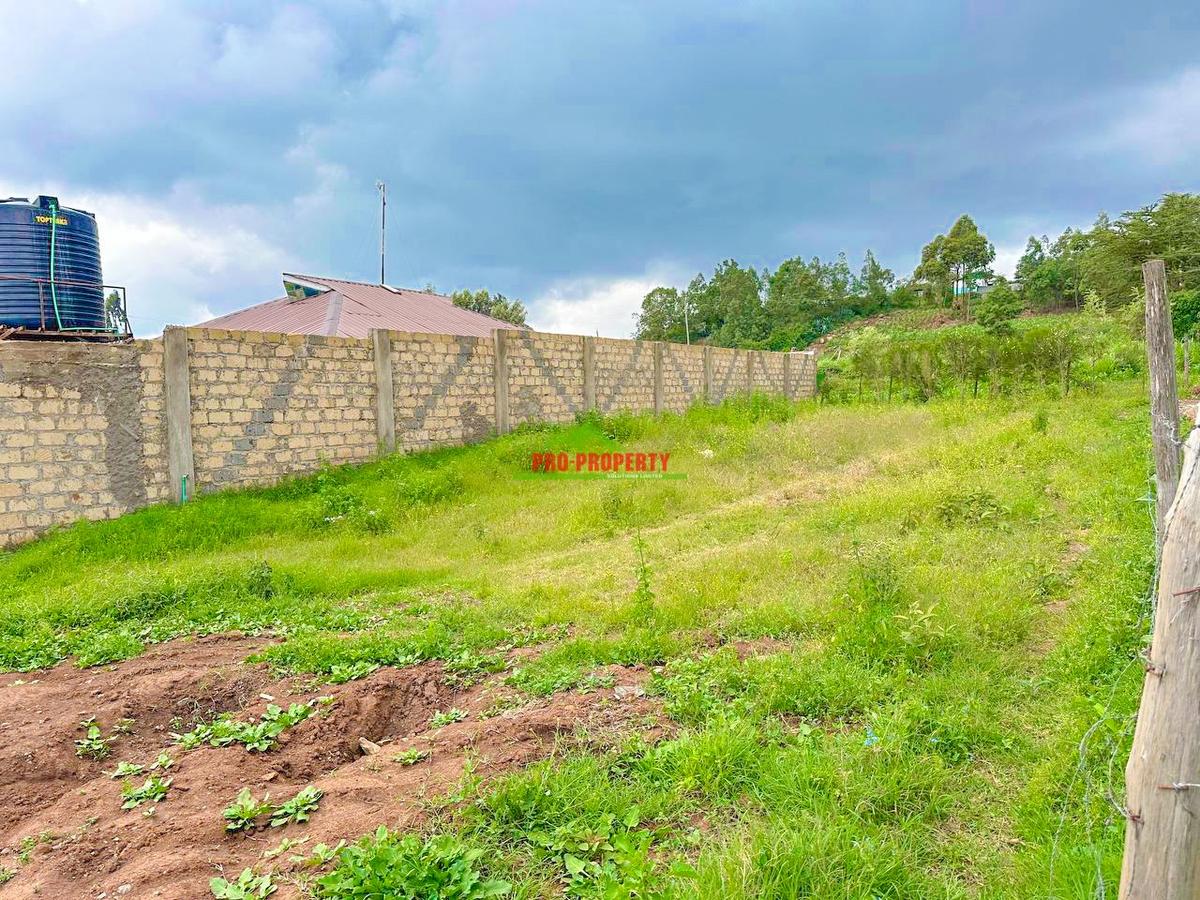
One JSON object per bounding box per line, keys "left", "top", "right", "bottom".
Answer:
{"left": 370, "top": 329, "right": 396, "bottom": 454}
{"left": 493, "top": 328, "right": 510, "bottom": 435}
{"left": 653, "top": 341, "right": 664, "bottom": 415}
{"left": 745, "top": 350, "right": 754, "bottom": 393}
{"left": 583, "top": 336, "right": 596, "bottom": 412}
{"left": 783, "top": 351, "right": 793, "bottom": 398}
{"left": 163, "top": 326, "right": 196, "bottom": 503}
{"left": 703, "top": 346, "right": 713, "bottom": 403}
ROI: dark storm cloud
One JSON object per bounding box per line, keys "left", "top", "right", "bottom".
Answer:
{"left": 2, "top": 0, "right": 1197, "bottom": 334}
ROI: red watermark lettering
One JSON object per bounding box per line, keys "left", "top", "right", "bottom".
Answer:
{"left": 527, "top": 451, "right": 674, "bottom": 478}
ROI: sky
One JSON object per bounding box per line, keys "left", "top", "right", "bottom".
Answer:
{"left": 2, "top": 1, "right": 1198, "bottom": 338}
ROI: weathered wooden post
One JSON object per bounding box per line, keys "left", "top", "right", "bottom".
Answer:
{"left": 1120, "top": 259, "right": 1195, "bottom": 899}
{"left": 1143, "top": 260, "right": 1180, "bottom": 546}
{"left": 1120, "top": 406, "right": 1200, "bottom": 898}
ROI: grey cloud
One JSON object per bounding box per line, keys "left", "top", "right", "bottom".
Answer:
{"left": 1, "top": 0, "right": 1197, "bottom": 334}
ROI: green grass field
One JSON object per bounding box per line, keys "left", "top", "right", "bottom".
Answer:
{"left": 0, "top": 380, "right": 1155, "bottom": 897}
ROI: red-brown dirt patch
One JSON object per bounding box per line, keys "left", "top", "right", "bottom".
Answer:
{"left": 0, "top": 638, "right": 665, "bottom": 899}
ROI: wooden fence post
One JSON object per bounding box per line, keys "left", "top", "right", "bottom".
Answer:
{"left": 1120, "top": 406, "right": 1200, "bottom": 898}
{"left": 1143, "top": 259, "right": 1181, "bottom": 546}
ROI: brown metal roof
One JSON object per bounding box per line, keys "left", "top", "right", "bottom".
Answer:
{"left": 197, "top": 274, "right": 518, "bottom": 338}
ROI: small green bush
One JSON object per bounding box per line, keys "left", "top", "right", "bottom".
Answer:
{"left": 316, "top": 827, "right": 510, "bottom": 899}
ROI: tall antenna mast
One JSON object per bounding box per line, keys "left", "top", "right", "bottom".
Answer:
{"left": 375, "top": 181, "right": 386, "bottom": 284}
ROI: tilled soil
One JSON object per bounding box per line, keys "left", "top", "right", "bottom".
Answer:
{"left": 0, "top": 634, "right": 664, "bottom": 899}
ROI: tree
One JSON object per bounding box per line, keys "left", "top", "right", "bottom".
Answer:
{"left": 855, "top": 250, "right": 895, "bottom": 310}
{"left": 914, "top": 215, "right": 995, "bottom": 317}
{"left": 1172, "top": 288, "right": 1200, "bottom": 343}
{"left": 706, "top": 260, "right": 768, "bottom": 347}
{"left": 913, "top": 234, "right": 953, "bottom": 307}
{"left": 944, "top": 215, "right": 996, "bottom": 319}
{"left": 1113, "top": 193, "right": 1200, "bottom": 293}
{"left": 450, "top": 289, "right": 528, "bottom": 327}
{"left": 634, "top": 286, "right": 691, "bottom": 342}
{"left": 1080, "top": 195, "right": 1200, "bottom": 308}
{"left": 1015, "top": 236, "right": 1047, "bottom": 285}
{"left": 975, "top": 277, "right": 1022, "bottom": 334}
{"left": 1015, "top": 229, "right": 1090, "bottom": 310}
{"left": 767, "top": 256, "right": 834, "bottom": 323}
{"left": 1052, "top": 228, "right": 1090, "bottom": 306}
{"left": 1172, "top": 288, "right": 1200, "bottom": 377}
{"left": 888, "top": 280, "right": 920, "bottom": 308}
{"left": 1017, "top": 236, "right": 1064, "bottom": 309}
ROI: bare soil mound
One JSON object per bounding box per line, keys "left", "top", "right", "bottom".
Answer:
{"left": 0, "top": 635, "right": 664, "bottom": 899}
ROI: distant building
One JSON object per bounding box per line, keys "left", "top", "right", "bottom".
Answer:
{"left": 197, "top": 273, "right": 517, "bottom": 338}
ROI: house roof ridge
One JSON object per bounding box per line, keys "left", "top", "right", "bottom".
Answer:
{"left": 286, "top": 272, "right": 446, "bottom": 296}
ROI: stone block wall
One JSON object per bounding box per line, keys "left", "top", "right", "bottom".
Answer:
{"left": 506, "top": 331, "right": 585, "bottom": 426}
{"left": 0, "top": 326, "right": 815, "bottom": 546}
{"left": 594, "top": 337, "right": 656, "bottom": 414}
{"left": 0, "top": 340, "right": 167, "bottom": 546}
{"left": 661, "top": 343, "right": 706, "bottom": 413}
{"left": 390, "top": 331, "right": 495, "bottom": 452}
{"left": 708, "top": 347, "right": 745, "bottom": 403}
{"left": 187, "top": 328, "right": 378, "bottom": 490}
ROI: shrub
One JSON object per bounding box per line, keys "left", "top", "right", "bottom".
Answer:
{"left": 975, "top": 278, "right": 1023, "bottom": 334}
{"left": 820, "top": 314, "right": 1142, "bottom": 402}
{"left": 316, "top": 827, "right": 510, "bottom": 899}
{"left": 933, "top": 489, "right": 1008, "bottom": 527}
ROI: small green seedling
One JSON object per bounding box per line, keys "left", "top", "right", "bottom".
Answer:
{"left": 150, "top": 752, "right": 174, "bottom": 770}
{"left": 74, "top": 718, "right": 112, "bottom": 760}
{"left": 17, "top": 835, "right": 37, "bottom": 863}
{"left": 392, "top": 748, "right": 431, "bottom": 766}
{"left": 209, "top": 868, "right": 276, "bottom": 899}
{"left": 442, "top": 650, "right": 506, "bottom": 687}
{"left": 111, "top": 718, "right": 136, "bottom": 735}
{"left": 263, "top": 836, "right": 307, "bottom": 859}
{"left": 290, "top": 840, "right": 345, "bottom": 867}
{"left": 270, "top": 785, "right": 322, "bottom": 827}
{"left": 174, "top": 701, "right": 320, "bottom": 753}
{"left": 0, "top": 867, "right": 14, "bottom": 885}
{"left": 326, "top": 662, "right": 379, "bottom": 684}
{"left": 428, "top": 708, "right": 468, "bottom": 728}
{"left": 121, "top": 775, "right": 171, "bottom": 810}
{"left": 223, "top": 788, "right": 272, "bottom": 833}
{"left": 16, "top": 832, "right": 53, "bottom": 863}
{"left": 106, "top": 761, "right": 144, "bottom": 779}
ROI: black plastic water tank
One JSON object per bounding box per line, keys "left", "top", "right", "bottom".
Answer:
{"left": 0, "top": 195, "right": 104, "bottom": 330}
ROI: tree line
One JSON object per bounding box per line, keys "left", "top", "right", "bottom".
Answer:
{"left": 633, "top": 192, "right": 1200, "bottom": 349}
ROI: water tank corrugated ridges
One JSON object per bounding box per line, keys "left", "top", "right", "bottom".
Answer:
{"left": 0, "top": 195, "right": 104, "bottom": 330}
